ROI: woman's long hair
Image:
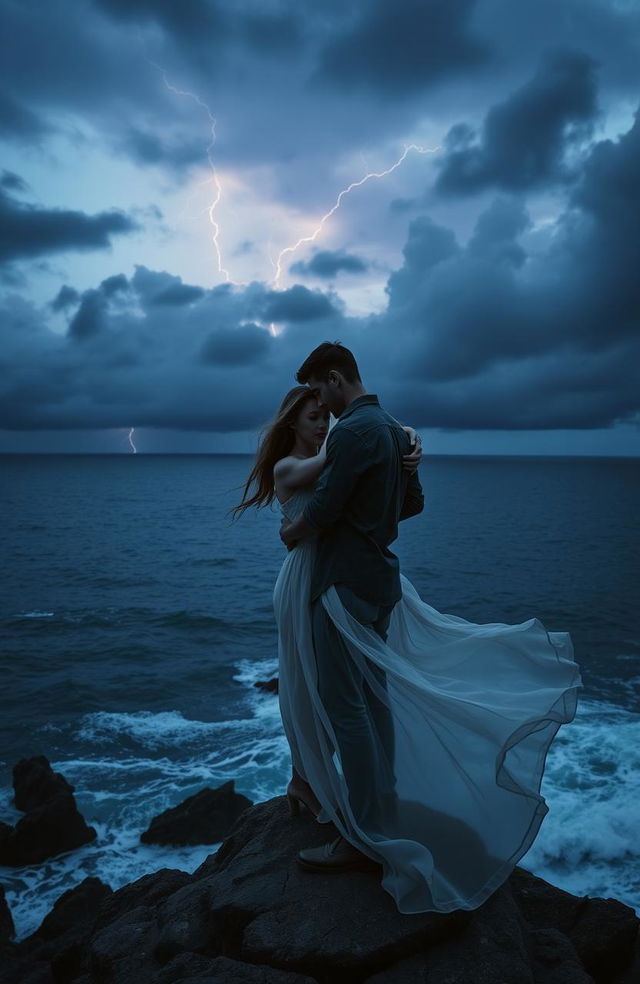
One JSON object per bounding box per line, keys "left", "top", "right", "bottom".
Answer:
{"left": 230, "top": 385, "right": 316, "bottom": 520}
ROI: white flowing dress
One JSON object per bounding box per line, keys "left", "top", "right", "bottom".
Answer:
{"left": 273, "top": 487, "right": 581, "bottom": 914}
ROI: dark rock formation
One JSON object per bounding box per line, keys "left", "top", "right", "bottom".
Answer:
{"left": 511, "top": 867, "right": 638, "bottom": 981}
{"left": 0, "top": 886, "right": 15, "bottom": 943}
{"left": 140, "top": 780, "right": 253, "bottom": 846}
{"left": 1, "top": 796, "right": 638, "bottom": 984}
{"left": 254, "top": 677, "right": 279, "bottom": 694}
{"left": 13, "top": 756, "right": 75, "bottom": 812}
{"left": 0, "top": 757, "right": 96, "bottom": 866}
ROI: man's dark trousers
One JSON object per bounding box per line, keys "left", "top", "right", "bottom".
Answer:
{"left": 311, "top": 583, "right": 397, "bottom": 833}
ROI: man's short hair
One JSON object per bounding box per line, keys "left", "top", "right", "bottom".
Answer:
{"left": 295, "top": 341, "right": 361, "bottom": 384}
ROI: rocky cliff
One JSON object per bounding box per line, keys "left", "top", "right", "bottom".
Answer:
{"left": 1, "top": 795, "right": 638, "bottom": 984}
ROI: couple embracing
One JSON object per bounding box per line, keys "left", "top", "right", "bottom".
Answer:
{"left": 234, "top": 340, "right": 581, "bottom": 915}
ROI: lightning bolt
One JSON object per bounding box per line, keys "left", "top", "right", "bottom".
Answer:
{"left": 272, "top": 143, "right": 441, "bottom": 289}
{"left": 147, "top": 60, "right": 441, "bottom": 306}
{"left": 148, "top": 61, "right": 235, "bottom": 284}
{"left": 126, "top": 58, "right": 443, "bottom": 445}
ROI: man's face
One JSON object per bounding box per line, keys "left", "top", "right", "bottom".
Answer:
{"left": 307, "top": 373, "right": 344, "bottom": 417}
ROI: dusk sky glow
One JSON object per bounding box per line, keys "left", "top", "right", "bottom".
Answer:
{"left": 1, "top": 0, "right": 639, "bottom": 454}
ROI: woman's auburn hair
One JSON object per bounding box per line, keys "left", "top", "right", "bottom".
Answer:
{"left": 230, "top": 385, "right": 317, "bottom": 520}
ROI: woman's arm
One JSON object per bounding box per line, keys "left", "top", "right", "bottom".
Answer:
{"left": 275, "top": 424, "right": 421, "bottom": 503}
{"left": 274, "top": 433, "right": 329, "bottom": 500}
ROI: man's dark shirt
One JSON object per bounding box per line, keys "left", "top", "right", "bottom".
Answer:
{"left": 302, "top": 394, "right": 424, "bottom": 606}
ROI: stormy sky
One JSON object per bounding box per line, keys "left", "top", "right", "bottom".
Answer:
{"left": 1, "top": 0, "right": 639, "bottom": 454}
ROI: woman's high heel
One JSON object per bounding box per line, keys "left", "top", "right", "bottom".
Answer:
{"left": 286, "top": 780, "right": 321, "bottom": 818}
{"left": 286, "top": 789, "right": 303, "bottom": 816}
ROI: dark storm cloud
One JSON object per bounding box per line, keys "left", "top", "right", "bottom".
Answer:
{"left": 382, "top": 108, "right": 640, "bottom": 394}
{"left": 386, "top": 342, "right": 640, "bottom": 431}
{"left": 68, "top": 274, "right": 130, "bottom": 341}
{"left": 4, "top": 95, "right": 640, "bottom": 435}
{"left": 2, "top": 107, "right": 640, "bottom": 434}
{"left": 1, "top": 170, "right": 29, "bottom": 193}
{"left": 0, "top": 1, "right": 154, "bottom": 112}
{"left": 100, "top": 274, "right": 130, "bottom": 297}
{"left": 466, "top": 197, "right": 530, "bottom": 269}
{"left": 93, "top": 0, "right": 226, "bottom": 43}
{"left": 51, "top": 285, "right": 80, "bottom": 312}
{"left": 1, "top": 0, "right": 639, "bottom": 438}
{"left": 152, "top": 283, "right": 206, "bottom": 305}
{"left": 2, "top": 188, "right": 639, "bottom": 430}
{"left": 316, "top": 0, "right": 492, "bottom": 97}
{"left": 129, "top": 265, "right": 206, "bottom": 307}
{"left": 0, "top": 90, "right": 51, "bottom": 143}
{"left": 386, "top": 217, "right": 459, "bottom": 308}
{"left": 240, "top": 10, "right": 304, "bottom": 55}
{"left": 435, "top": 50, "right": 599, "bottom": 196}
{"left": 262, "top": 285, "right": 339, "bottom": 322}
{"left": 116, "top": 126, "right": 207, "bottom": 171}
{"left": 0, "top": 268, "right": 310, "bottom": 431}
{"left": 0, "top": 0, "right": 634, "bottom": 211}
{"left": 68, "top": 290, "right": 107, "bottom": 341}
{"left": 474, "top": 0, "right": 640, "bottom": 96}
{"left": 0, "top": 184, "right": 139, "bottom": 265}
{"left": 290, "top": 250, "right": 369, "bottom": 279}
{"left": 200, "top": 323, "right": 272, "bottom": 366}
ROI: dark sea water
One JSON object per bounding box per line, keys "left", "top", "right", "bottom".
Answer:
{"left": 1, "top": 453, "right": 639, "bottom": 938}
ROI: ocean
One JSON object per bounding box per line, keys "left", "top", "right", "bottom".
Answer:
{"left": 1, "top": 453, "right": 638, "bottom": 939}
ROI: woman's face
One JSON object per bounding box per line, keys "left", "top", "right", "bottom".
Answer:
{"left": 293, "top": 398, "right": 329, "bottom": 449}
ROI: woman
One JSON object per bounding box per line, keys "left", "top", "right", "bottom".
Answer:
{"left": 233, "top": 385, "right": 581, "bottom": 915}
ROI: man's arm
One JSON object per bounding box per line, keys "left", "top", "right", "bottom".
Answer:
{"left": 399, "top": 468, "right": 424, "bottom": 521}
{"left": 302, "top": 426, "right": 368, "bottom": 531}
{"left": 280, "top": 427, "right": 367, "bottom": 549}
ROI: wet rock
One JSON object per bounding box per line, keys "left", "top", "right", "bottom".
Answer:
{"left": 511, "top": 867, "right": 638, "bottom": 981}
{"left": 94, "top": 868, "right": 192, "bottom": 932}
{"left": 154, "top": 881, "right": 222, "bottom": 964}
{"left": 158, "top": 953, "right": 317, "bottom": 983}
{"left": 254, "top": 677, "right": 279, "bottom": 694}
{"left": 89, "top": 905, "right": 161, "bottom": 984}
{"left": 364, "top": 885, "right": 535, "bottom": 983}
{"left": 4, "top": 877, "right": 113, "bottom": 984}
{"left": 0, "top": 757, "right": 97, "bottom": 866}
{"left": 0, "top": 885, "right": 15, "bottom": 942}
{"left": 423, "top": 884, "right": 534, "bottom": 984}
{"left": 528, "top": 928, "right": 594, "bottom": 984}
{"left": 140, "top": 780, "right": 253, "bottom": 847}
{"left": 30, "top": 877, "right": 112, "bottom": 943}
{"left": 3, "top": 796, "right": 638, "bottom": 984}
{"left": 196, "top": 796, "right": 469, "bottom": 979}
{"left": 12, "top": 756, "right": 74, "bottom": 812}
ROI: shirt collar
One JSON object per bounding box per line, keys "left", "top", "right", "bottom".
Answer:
{"left": 339, "top": 393, "right": 379, "bottom": 421}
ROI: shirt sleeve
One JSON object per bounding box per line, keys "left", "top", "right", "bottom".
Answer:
{"left": 399, "top": 469, "right": 424, "bottom": 521}
{"left": 302, "top": 426, "right": 368, "bottom": 532}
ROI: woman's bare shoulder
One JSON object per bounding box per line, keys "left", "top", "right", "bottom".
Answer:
{"left": 273, "top": 456, "right": 295, "bottom": 478}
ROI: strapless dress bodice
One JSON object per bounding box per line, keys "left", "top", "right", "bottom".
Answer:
{"left": 279, "top": 487, "right": 315, "bottom": 522}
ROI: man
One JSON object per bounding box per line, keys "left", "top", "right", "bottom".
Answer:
{"left": 280, "top": 341, "right": 424, "bottom": 872}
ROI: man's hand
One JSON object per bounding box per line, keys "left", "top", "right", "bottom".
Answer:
{"left": 402, "top": 429, "right": 423, "bottom": 473}
{"left": 280, "top": 512, "right": 316, "bottom": 550}
{"left": 280, "top": 517, "right": 297, "bottom": 551}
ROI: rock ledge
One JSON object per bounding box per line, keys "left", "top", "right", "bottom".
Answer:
{"left": 1, "top": 796, "right": 638, "bottom": 984}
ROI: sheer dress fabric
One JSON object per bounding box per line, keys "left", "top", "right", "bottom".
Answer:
{"left": 273, "top": 487, "right": 581, "bottom": 914}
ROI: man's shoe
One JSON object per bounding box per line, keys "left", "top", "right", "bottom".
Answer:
{"left": 297, "top": 835, "right": 381, "bottom": 872}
